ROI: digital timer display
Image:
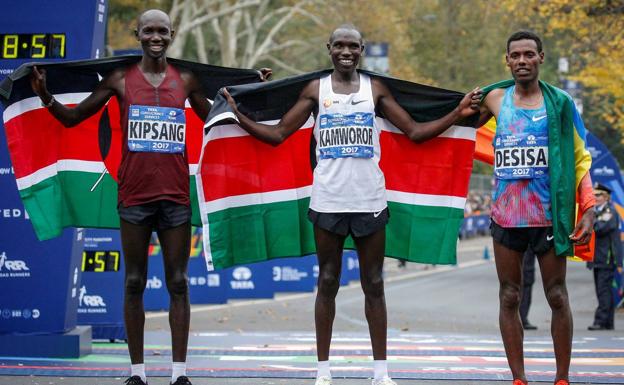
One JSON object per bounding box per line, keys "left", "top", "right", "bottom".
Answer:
{"left": 82, "top": 250, "right": 120, "bottom": 272}
{"left": 0, "top": 33, "right": 66, "bottom": 59}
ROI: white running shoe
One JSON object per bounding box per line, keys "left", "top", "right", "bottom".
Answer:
{"left": 372, "top": 377, "right": 397, "bottom": 385}
{"left": 314, "top": 376, "right": 332, "bottom": 385}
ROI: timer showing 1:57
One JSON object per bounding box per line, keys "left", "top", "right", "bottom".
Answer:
{"left": 1, "top": 33, "right": 66, "bottom": 59}
{"left": 81, "top": 250, "right": 121, "bottom": 272}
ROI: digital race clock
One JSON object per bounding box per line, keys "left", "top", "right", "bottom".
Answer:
{"left": 81, "top": 250, "right": 120, "bottom": 272}
{"left": 0, "top": 33, "right": 66, "bottom": 59}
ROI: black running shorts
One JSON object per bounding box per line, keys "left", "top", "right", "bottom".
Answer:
{"left": 490, "top": 220, "right": 554, "bottom": 256}
{"left": 307, "top": 208, "right": 389, "bottom": 238}
{"left": 118, "top": 200, "right": 191, "bottom": 230}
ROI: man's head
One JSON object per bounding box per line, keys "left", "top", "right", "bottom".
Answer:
{"left": 505, "top": 30, "right": 544, "bottom": 85}
{"left": 594, "top": 182, "right": 612, "bottom": 205}
{"left": 327, "top": 24, "right": 363, "bottom": 74}
{"left": 135, "top": 9, "right": 174, "bottom": 59}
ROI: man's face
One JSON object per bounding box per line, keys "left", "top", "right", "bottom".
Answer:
{"left": 595, "top": 190, "right": 609, "bottom": 206}
{"left": 506, "top": 39, "right": 544, "bottom": 84}
{"left": 136, "top": 11, "right": 173, "bottom": 59}
{"left": 327, "top": 29, "right": 363, "bottom": 74}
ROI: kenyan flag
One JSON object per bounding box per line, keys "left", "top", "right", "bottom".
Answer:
{"left": 0, "top": 57, "right": 261, "bottom": 240}
{"left": 199, "top": 70, "right": 478, "bottom": 270}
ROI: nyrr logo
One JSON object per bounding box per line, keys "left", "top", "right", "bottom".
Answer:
{"left": 0, "top": 252, "right": 31, "bottom": 278}
{"left": 78, "top": 286, "right": 107, "bottom": 314}
{"left": 146, "top": 276, "right": 163, "bottom": 289}
{"left": 230, "top": 267, "right": 254, "bottom": 289}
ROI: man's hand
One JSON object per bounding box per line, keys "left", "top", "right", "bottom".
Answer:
{"left": 222, "top": 88, "right": 239, "bottom": 113}
{"left": 259, "top": 68, "right": 273, "bottom": 82}
{"left": 569, "top": 208, "right": 595, "bottom": 245}
{"left": 457, "top": 87, "right": 483, "bottom": 118}
{"left": 30, "top": 66, "right": 53, "bottom": 104}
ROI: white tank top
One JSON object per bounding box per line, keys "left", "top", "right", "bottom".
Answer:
{"left": 309, "top": 73, "right": 387, "bottom": 213}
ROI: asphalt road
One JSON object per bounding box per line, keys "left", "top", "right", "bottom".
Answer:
{"left": 3, "top": 236, "right": 623, "bottom": 385}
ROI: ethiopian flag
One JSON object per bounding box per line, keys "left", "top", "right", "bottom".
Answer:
{"left": 198, "top": 70, "right": 479, "bottom": 270}
{"left": 0, "top": 56, "right": 261, "bottom": 240}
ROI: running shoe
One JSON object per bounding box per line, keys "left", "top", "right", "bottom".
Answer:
{"left": 171, "top": 376, "right": 192, "bottom": 385}
{"left": 124, "top": 376, "right": 147, "bottom": 385}
{"left": 554, "top": 380, "right": 569, "bottom": 385}
{"left": 314, "top": 376, "right": 332, "bottom": 385}
{"left": 372, "top": 377, "right": 398, "bottom": 385}
{"left": 513, "top": 379, "right": 528, "bottom": 385}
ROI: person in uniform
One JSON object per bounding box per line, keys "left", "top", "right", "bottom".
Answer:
{"left": 588, "top": 182, "right": 623, "bottom": 330}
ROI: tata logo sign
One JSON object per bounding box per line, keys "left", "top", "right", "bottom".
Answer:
{"left": 594, "top": 165, "right": 615, "bottom": 176}
{"left": 0, "top": 252, "right": 31, "bottom": 278}
{"left": 230, "top": 267, "right": 254, "bottom": 289}
{"left": 232, "top": 267, "right": 252, "bottom": 280}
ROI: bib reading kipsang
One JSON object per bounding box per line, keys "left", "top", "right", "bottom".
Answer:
{"left": 318, "top": 112, "right": 374, "bottom": 159}
{"left": 128, "top": 105, "right": 186, "bottom": 154}
{"left": 494, "top": 133, "right": 548, "bottom": 179}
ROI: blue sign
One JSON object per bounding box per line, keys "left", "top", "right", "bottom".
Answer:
{"left": 0, "top": 1, "right": 107, "bottom": 353}
{"left": 270, "top": 255, "right": 316, "bottom": 292}
{"left": 224, "top": 261, "right": 275, "bottom": 299}
{"left": 340, "top": 250, "right": 360, "bottom": 285}
{"left": 77, "top": 229, "right": 126, "bottom": 340}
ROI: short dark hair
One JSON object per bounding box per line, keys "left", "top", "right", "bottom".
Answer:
{"left": 507, "top": 30, "right": 542, "bottom": 53}
{"left": 329, "top": 24, "right": 362, "bottom": 44}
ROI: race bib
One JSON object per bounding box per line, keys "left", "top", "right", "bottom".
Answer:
{"left": 128, "top": 105, "right": 186, "bottom": 154}
{"left": 318, "top": 112, "right": 374, "bottom": 159}
{"left": 494, "top": 133, "right": 548, "bottom": 179}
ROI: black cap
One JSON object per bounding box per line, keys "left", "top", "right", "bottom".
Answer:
{"left": 593, "top": 182, "right": 612, "bottom": 194}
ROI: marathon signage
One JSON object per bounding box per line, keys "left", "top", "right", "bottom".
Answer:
{"left": 225, "top": 261, "right": 275, "bottom": 299}
{"left": 77, "top": 229, "right": 125, "bottom": 338}
{"left": 318, "top": 112, "right": 374, "bottom": 159}
{"left": 128, "top": 105, "right": 186, "bottom": 154}
{"left": 271, "top": 256, "right": 316, "bottom": 292}
{"left": 494, "top": 134, "right": 548, "bottom": 179}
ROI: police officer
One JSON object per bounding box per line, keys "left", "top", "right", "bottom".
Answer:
{"left": 588, "top": 183, "right": 623, "bottom": 330}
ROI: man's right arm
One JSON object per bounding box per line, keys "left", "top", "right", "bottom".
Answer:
{"left": 476, "top": 89, "right": 503, "bottom": 128}
{"left": 31, "top": 66, "right": 119, "bottom": 127}
{"left": 222, "top": 80, "right": 318, "bottom": 146}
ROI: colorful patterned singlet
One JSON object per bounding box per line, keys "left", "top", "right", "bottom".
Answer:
{"left": 491, "top": 86, "right": 552, "bottom": 228}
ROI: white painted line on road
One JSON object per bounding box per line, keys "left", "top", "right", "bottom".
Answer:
{"left": 146, "top": 258, "right": 489, "bottom": 320}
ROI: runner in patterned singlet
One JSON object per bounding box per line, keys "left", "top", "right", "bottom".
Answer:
{"left": 223, "top": 24, "right": 482, "bottom": 385}
{"left": 491, "top": 85, "right": 551, "bottom": 228}
{"left": 476, "top": 31, "right": 595, "bottom": 385}
{"left": 30, "top": 9, "right": 271, "bottom": 385}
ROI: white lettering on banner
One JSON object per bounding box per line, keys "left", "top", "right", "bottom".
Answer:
{"left": 1, "top": 208, "right": 29, "bottom": 220}
{"left": 0, "top": 69, "right": 13, "bottom": 75}
{"left": 231, "top": 267, "right": 254, "bottom": 289}
{"left": 146, "top": 276, "right": 163, "bottom": 289}
{"left": 77, "top": 286, "right": 108, "bottom": 314}
{"left": 347, "top": 257, "right": 359, "bottom": 270}
{"left": 1, "top": 308, "right": 39, "bottom": 320}
{"left": 207, "top": 274, "right": 220, "bottom": 287}
{"left": 273, "top": 266, "right": 309, "bottom": 282}
{"left": 0, "top": 252, "right": 31, "bottom": 278}
{"left": 0, "top": 167, "right": 14, "bottom": 175}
